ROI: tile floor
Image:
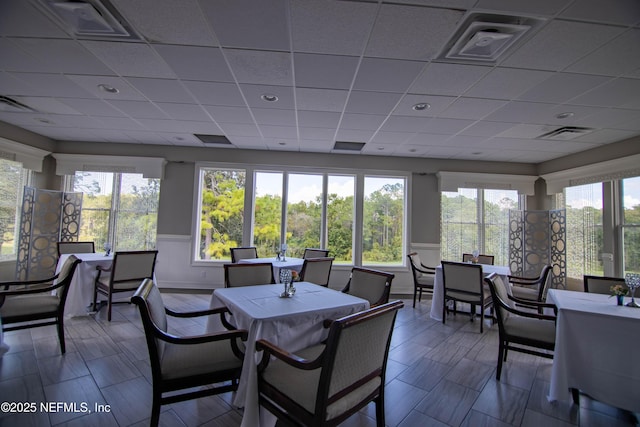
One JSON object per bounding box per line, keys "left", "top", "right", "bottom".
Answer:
{"left": 0, "top": 292, "right": 638, "bottom": 427}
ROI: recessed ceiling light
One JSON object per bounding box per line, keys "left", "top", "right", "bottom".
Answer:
{"left": 98, "top": 84, "right": 119, "bottom": 94}
{"left": 412, "top": 103, "right": 431, "bottom": 111}
{"left": 278, "top": 142, "right": 286, "bottom": 146}
{"left": 174, "top": 136, "right": 185, "bottom": 141}
{"left": 408, "top": 148, "right": 417, "bottom": 153}
{"left": 472, "top": 151, "right": 483, "bottom": 155}
{"left": 34, "top": 117, "right": 53, "bottom": 124}
{"left": 261, "top": 94, "right": 278, "bottom": 102}
{"left": 555, "top": 112, "right": 575, "bottom": 119}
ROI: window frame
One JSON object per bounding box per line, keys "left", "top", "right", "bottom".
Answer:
{"left": 0, "top": 158, "right": 32, "bottom": 262}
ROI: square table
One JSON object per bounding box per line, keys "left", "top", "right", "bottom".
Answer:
{"left": 55, "top": 253, "right": 113, "bottom": 317}
{"left": 238, "top": 257, "right": 305, "bottom": 282}
{"left": 206, "top": 281, "right": 370, "bottom": 427}
{"left": 547, "top": 289, "right": 640, "bottom": 413}
{"left": 430, "top": 263, "right": 511, "bottom": 321}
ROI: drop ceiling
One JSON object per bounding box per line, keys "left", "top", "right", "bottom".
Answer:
{"left": 0, "top": 0, "right": 639, "bottom": 164}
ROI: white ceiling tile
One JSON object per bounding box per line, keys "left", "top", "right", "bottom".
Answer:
{"left": 380, "top": 116, "right": 430, "bottom": 133}
{"left": 465, "top": 68, "right": 554, "bottom": 100}
{"left": 567, "top": 29, "right": 640, "bottom": 76}
{"left": 66, "top": 75, "right": 145, "bottom": 100}
{"left": 577, "top": 108, "right": 640, "bottom": 128}
{"left": 9, "top": 73, "right": 94, "bottom": 98}
{"left": 365, "top": 5, "right": 463, "bottom": 60}
{"left": 153, "top": 44, "right": 233, "bottom": 82}
{"left": 203, "top": 106, "right": 254, "bottom": 124}
{"left": 240, "top": 84, "right": 295, "bottom": 109}
{"left": 353, "top": 58, "right": 426, "bottom": 93}
{"left": 295, "top": 88, "right": 348, "bottom": 112}
{"left": 502, "top": 21, "right": 624, "bottom": 71}
{"left": 290, "top": 0, "right": 376, "bottom": 56}
{"left": 475, "top": 0, "right": 572, "bottom": 16}
{"left": 111, "top": 0, "right": 219, "bottom": 46}
{"left": 156, "top": 103, "right": 211, "bottom": 121}
{"left": 82, "top": 41, "right": 175, "bottom": 79}
{"left": 298, "top": 139, "right": 335, "bottom": 152}
{"left": 569, "top": 78, "right": 640, "bottom": 107}
{"left": 423, "top": 118, "right": 475, "bottom": 134}
{"left": 225, "top": 49, "right": 292, "bottom": 86}
{"left": 575, "top": 128, "right": 639, "bottom": 142}
{"left": 251, "top": 108, "right": 296, "bottom": 126}
{"left": 405, "top": 133, "right": 451, "bottom": 145}
{"left": 344, "top": 92, "right": 402, "bottom": 115}
{"left": 217, "top": 123, "right": 261, "bottom": 137}
{"left": 107, "top": 100, "right": 169, "bottom": 119}
{"left": 200, "top": 0, "right": 289, "bottom": 50}
{"left": 370, "top": 132, "right": 413, "bottom": 144}
{"left": 0, "top": 39, "right": 49, "bottom": 72}
{"left": 393, "top": 94, "right": 456, "bottom": 116}
{"left": 15, "top": 97, "right": 81, "bottom": 115}
{"left": 259, "top": 125, "right": 298, "bottom": 139}
{"left": 183, "top": 81, "right": 245, "bottom": 106}
{"left": 11, "top": 39, "right": 114, "bottom": 75}
{"left": 96, "top": 116, "right": 147, "bottom": 131}
{"left": 227, "top": 136, "right": 268, "bottom": 149}
{"left": 125, "top": 77, "right": 195, "bottom": 103}
{"left": 496, "top": 124, "right": 556, "bottom": 139}
{"left": 439, "top": 98, "right": 508, "bottom": 120}
{"left": 58, "top": 98, "right": 126, "bottom": 117}
{"left": 340, "top": 114, "right": 387, "bottom": 131}
{"left": 460, "top": 121, "right": 515, "bottom": 137}
{"left": 0, "top": 0, "right": 68, "bottom": 37}
{"left": 485, "top": 101, "right": 559, "bottom": 124}
{"left": 294, "top": 54, "right": 359, "bottom": 90}
{"left": 0, "top": 71, "right": 37, "bottom": 94}
{"left": 298, "top": 127, "right": 336, "bottom": 140}
{"left": 409, "top": 63, "right": 491, "bottom": 96}
{"left": 137, "top": 119, "right": 221, "bottom": 134}
{"left": 518, "top": 73, "right": 611, "bottom": 104}
{"left": 560, "top": 0, "right": 640, "bottom": 26}
{"left": 297, "top": 111, "right": 340, "bottom": 128}
{"left": 335, "top": 129, "right": 375, "bottom": 142}
{"left": 434, "top": 135, "right": 487, "bottom": 148}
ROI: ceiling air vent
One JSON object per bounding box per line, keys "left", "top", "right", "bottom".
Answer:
{"left": 33, "top": 0, "right": 140, "bottom": 40}
{"left": 440, "top": 13, "right": 545, "bottom": 63}
{"left": 194, "top": 134, "right": 233, "bottom": 145}
{"left": 537, "top": 127, "right": 593, "bottom": 141}
{"left": 333, "top": 141, "right": 365, "bottom": 152}
{"left": 0, "top": 96, "right": 36, "bottom": 113}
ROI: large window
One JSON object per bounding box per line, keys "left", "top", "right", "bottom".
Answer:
{"left": 0, "top": 158, "right": 30, "bottom": 261}
{"left": 195, "top": 165, "right": 406, "bottom": 266}
{"left": 622, "top": 176, "right": 640, "bottom": 274}
{"left": 72, "top": 171, "right": 159, "bottom": 251}
{"left": 441, "top": 188, "right": 519, "bottom": 265}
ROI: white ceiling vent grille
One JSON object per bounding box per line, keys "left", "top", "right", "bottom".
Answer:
{"left": 0, "top": 96, "right": 36, "bottom": 113}
{"left": 440, "top": 13, "right": 545, "bottom": 63}
{"left": 33, "top": 0, "right": 140, "bottom": 40}
{"left": 537, "top": 127, "right": 593, "bottom": 141}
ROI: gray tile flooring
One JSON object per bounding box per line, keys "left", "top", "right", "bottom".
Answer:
{"left": 0, "top": 292, "right": 638, "bottom": 426}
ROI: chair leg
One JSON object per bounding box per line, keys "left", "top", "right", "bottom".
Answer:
{"left": 92, "top": 285, "right": 99, "bottom": 312}
{"left": 479, "top": 305, "right": 483, "bottom": 333}
{"left": 571, "top": 388, "right": 580, "bottom": 405}
{"left": 413, "top": 288, "right": 417, "bottom": 308}
{"left": 496, "top": 341, "right": 504, "bottom": 380}
{"left": 150, "top": 392, "right": 161, "bottom": 427}
{"left": 107, "top": 292, "right": 113, "bottom": 321}
{"left": 56, "top": 318, "right": 66, "bottom": 354}
{"left": 375, "top": 393, "right": 385, "bottom": 427}
{"left": 442, "top": 299, "right": 446, "bottom": 324}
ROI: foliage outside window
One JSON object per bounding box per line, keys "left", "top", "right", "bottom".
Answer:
{"left": 441, "top": 188, "right": 518, "bottom": 266}
{"left": 196, "top": 166, "right": 406, "bottom": 266}
{"left": 72, "top": 172, "right": 159, "bottom": 251}
{"left": 0, "top": 158, "right": 30, "bottom": 261}
{"left": 622, "top": 176, "right": 640, "bottom": 274}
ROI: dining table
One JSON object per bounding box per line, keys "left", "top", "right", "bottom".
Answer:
{"left": 238, "top": 256, "right": 305, "bottom": 282}
{"left": 547, "top": 289, "right": 640, "bottom": 413}
{"left": 55, "top": 252, "right": 113, "bottom": 317}
{"left": 205, "top": 281, "right": 370, "bottom": 427}
{"left": 429, "top": 263, "right": 512, "bottom": 321}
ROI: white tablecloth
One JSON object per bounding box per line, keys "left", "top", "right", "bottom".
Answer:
{"left": 430, "top": 264, "right": 511, "bottom": 321}
{"left": 56, "top": 253, "right": 113, "bottom": 317}
{"left": 547, "top": 289, "right": 640, "bottom": 412}
{"left": 206, "top": 281, "right": 369, "bottom": 427}
{"left": 238, "top": 257, "right": 304, "bottom": 282}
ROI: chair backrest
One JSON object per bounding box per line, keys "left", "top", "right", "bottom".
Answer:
{"left": 344, "top": 267, "right": 394, "bottom": 307}
{"left": 536, "top": 265, "right": 553, "bottom": 300}
{"left": 131, "top": 278, "right": 169, "bottom": 372}
{"left": 303, "top": 248, "right": 329, "bottom": 259}
{"left": 407, "top": 252, "right": 434, "bottom": 281}
{"left": 316, "top": 300, "right": 403, "bottom": 419}
{"left": 462, "top": 253, "right": 495, "bottom": 265}
{"left": 441, "top": 261, "right": 483, "bottom": 299}
{"left": 224, "top": 262, "right": 274, "bottom": 287}
{"left": 54, "top": 255, "right": 82, "bottom": 305}
{"left": 583, "top": 275, "right": 626, "bottom": 294}
{"left": 57, "top": 241, "right": 95, "bottom": 256}
{"left": 230, "top": 247, "right": 258, "bottom": 263}
{"left": 484, "top": 273, "right": 510, "bottom": 323}
{"left": 110, "top": 250, "right": 158, "bottom": 283}
{"left": 299, "top": 257, "right": 334, "bottom": 286}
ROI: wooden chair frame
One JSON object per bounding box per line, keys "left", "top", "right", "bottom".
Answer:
{"left": 223, "top": 262, "right": 275, "bottom": 287}
{"left": 341, "top": 266, "right": 394, "bottom": 307}
{"left": 441, "top": 261, "right": 493, "bottom": 333}
{"left": 57, "top": 241, "right": 95, "bottom": 256}
{"left": 302, "top": 248, "right": 330, "bottom": 259}
{"left": 0, "top": 256, "right": 81, "bottom": 354}
{"left": 583, "top": 274, "right": 626, "bottom": 294}
{"left": 299, "top": 257, "right": 334, "bottom": 287}
{"left": 230, "top": 246, "right": 258, "bottom": 263}
{"left": 407, "top": 252, "right": 436, "bottom": 308}
{"left": 508, "top": 265, "right": 552, "bottom": 312}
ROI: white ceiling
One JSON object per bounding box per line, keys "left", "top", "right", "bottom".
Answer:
{"left": 0, "top": 0, "right": 639, "bottom": 163}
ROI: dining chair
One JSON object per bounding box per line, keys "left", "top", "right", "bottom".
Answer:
{"left": 508, "top": 265, "right": 552, "bottom": 309}
{"left": 256, "top": 300, "right": 403, "bottom": 427}
{"left": 132, "top": 278, "right": 247, "bottom": 427}
{"left": 341, "top": 267, "right": 395, "bottom": 307}
{"left": 462, "top": 253, "right": 495, "bottom": 265}
{"left": 224, "top": 262, "right": 275, "bottom": 287}
{"left": 407, "top": 252, "right": 436, "bottom": 308}
{"left": 302, "top": 248, "right": 329, "bottom": 259}
{"left": 93, "top": 250, "right": 158, "bottom": 321}
{"left": 484, "top": 273, "right": 556, "bottom": 380}
{"left": 441, "top": 261, "right": 493, "bottom": 333}
{"left": 299, "top": 257, "right": 334, "bottom": 287}
{"left": 230, "top": 246, "right": 258, "bottom": 263}
{"left": 0, "top": 255, "right": 81, "bottom": 354}
{"left": 583, "top": 275, "right": 627, "bottom": 294}
{"left": 57, "top": 241, "right": 95, "bottom": 256}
